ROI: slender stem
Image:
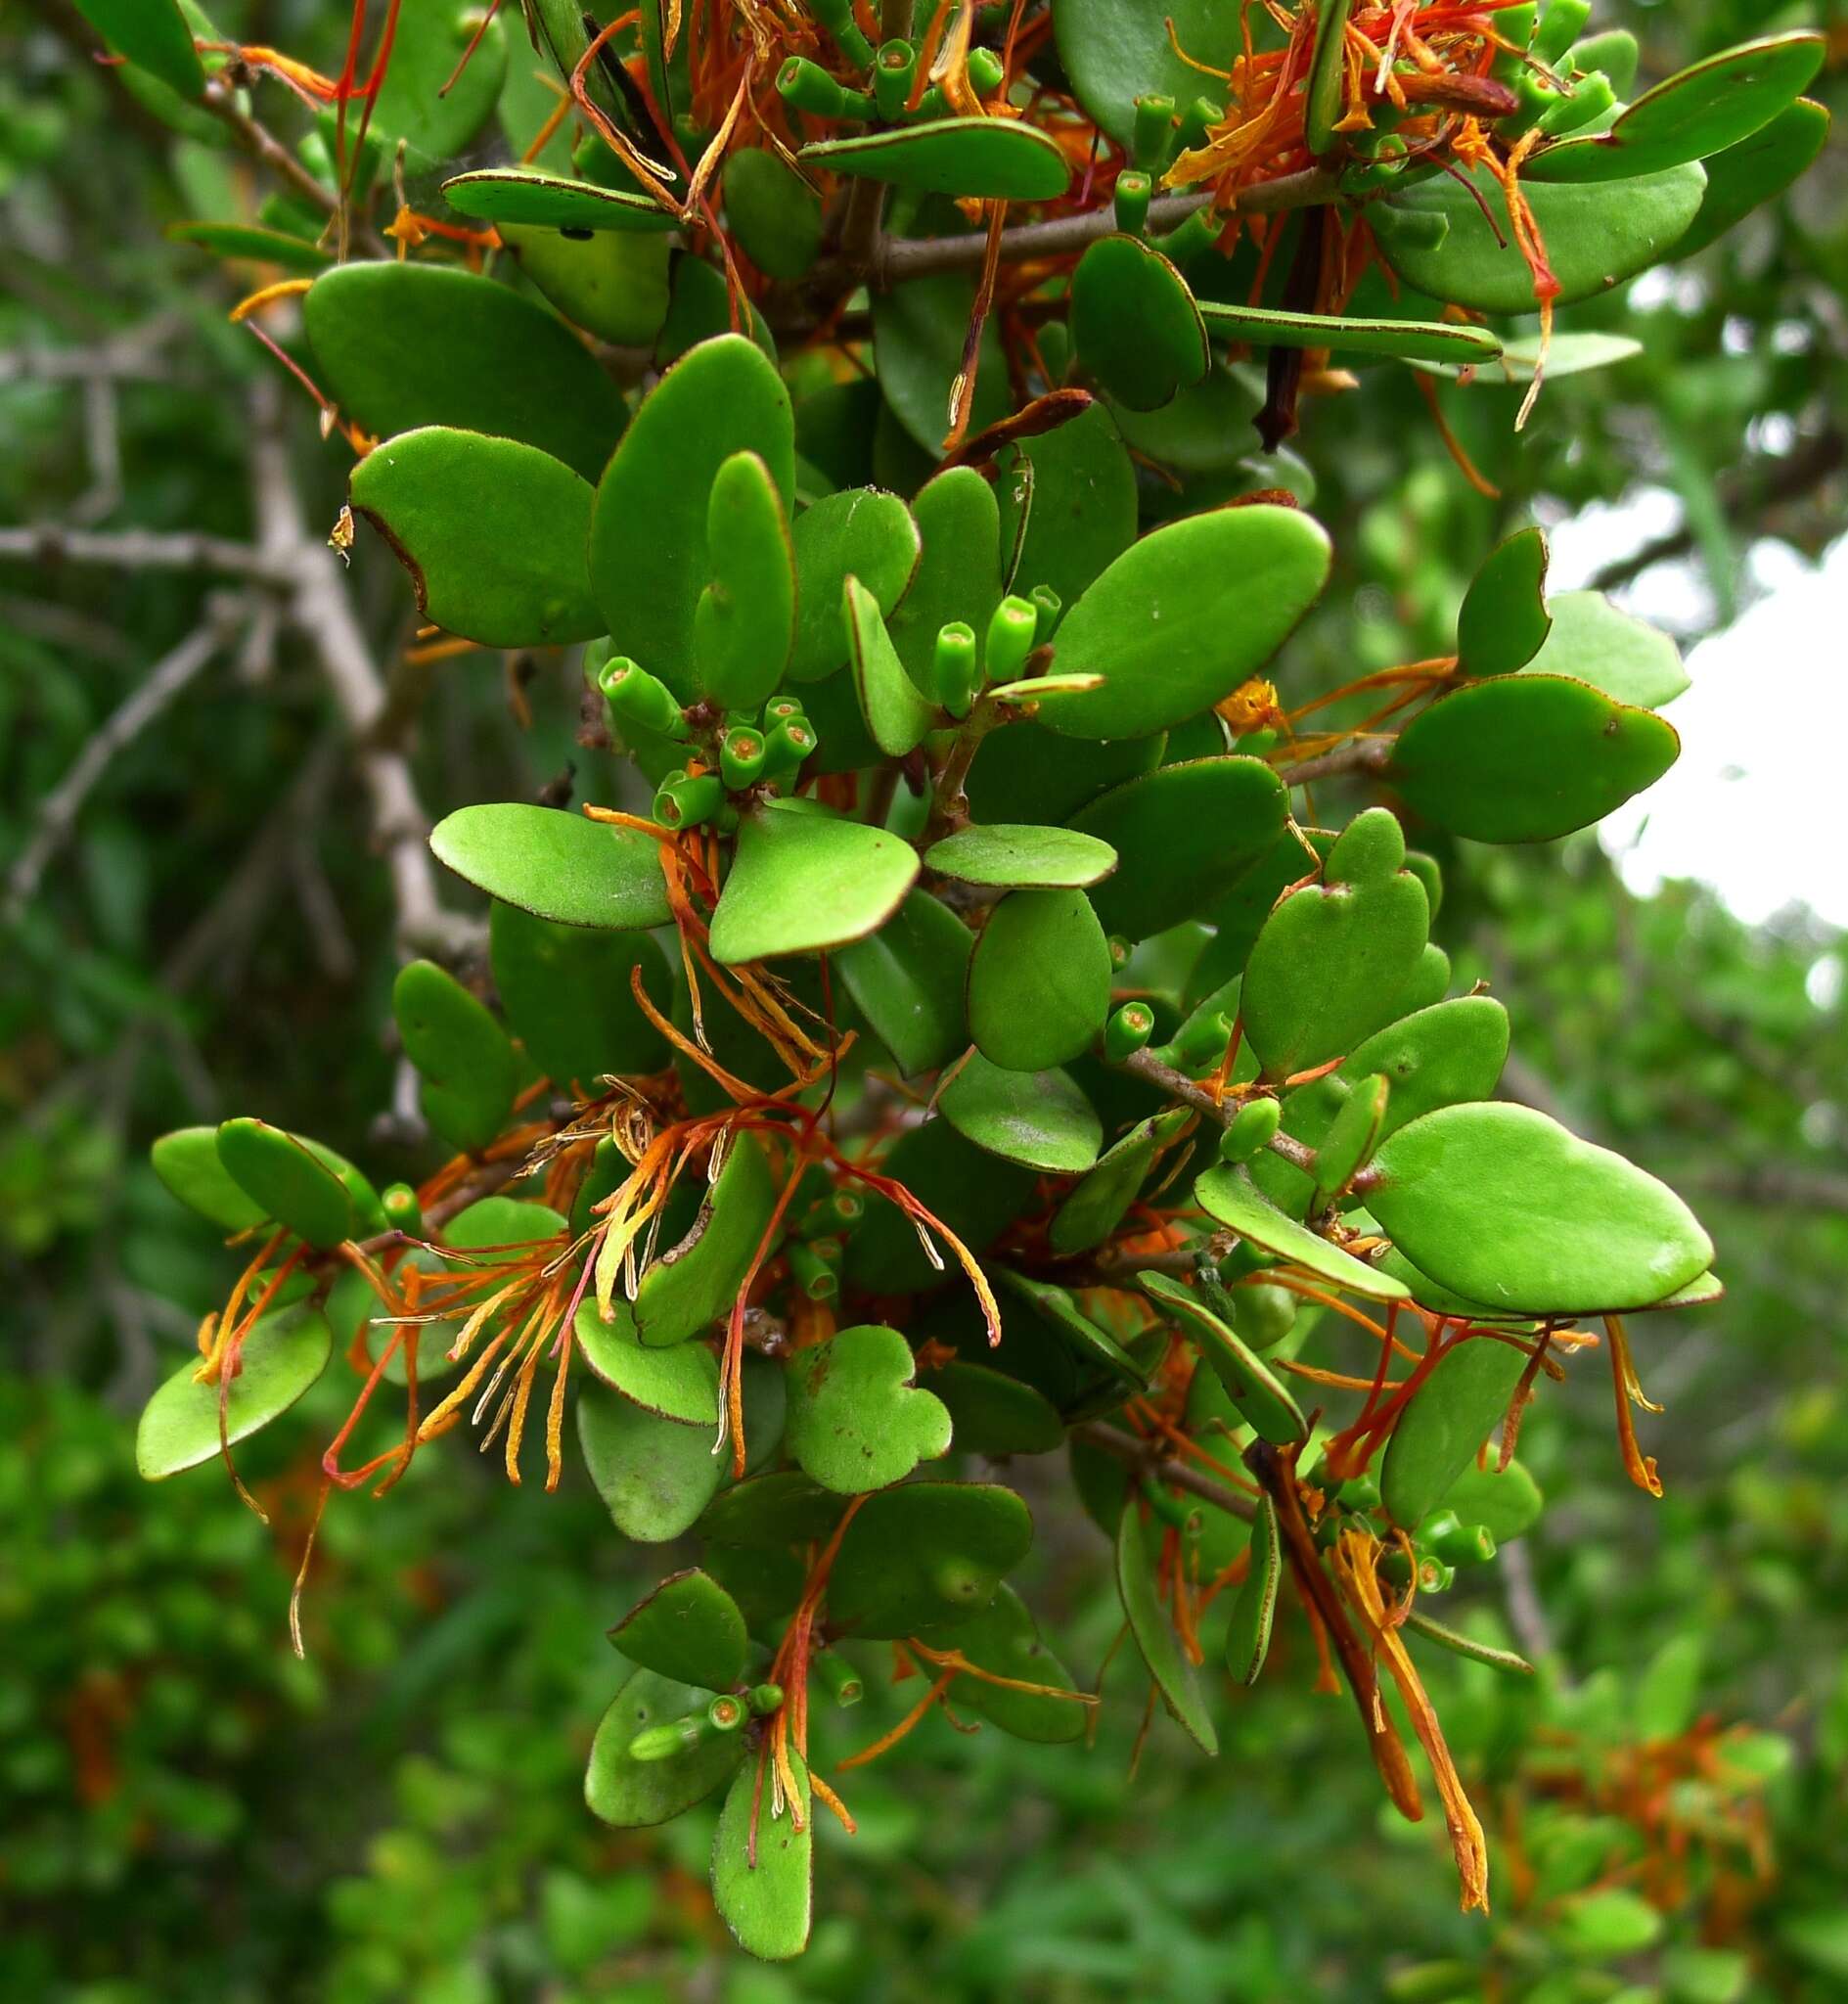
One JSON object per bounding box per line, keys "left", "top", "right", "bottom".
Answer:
{"left": 0, "top": 524, "right": 280, "bottom": 578}
{"left": 1274, "top": 738, "right": 1393, "bottom": 789}
{"left": 1074, "top": 1420, "right": 1257, "bottom": 1525}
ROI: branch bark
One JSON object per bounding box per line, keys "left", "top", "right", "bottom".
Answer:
{"left": 1074, "top": 1419, "right": 1258, "bottom": 1525}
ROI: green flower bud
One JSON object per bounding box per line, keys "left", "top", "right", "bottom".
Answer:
{"left": 1221, "top": 1097, "right": 1282, "bottom": 1164}
{"left": 777, "top": 55, "right": 874, "bottom": 118}
{"left": 1113, "top": 168, "right": 1152, "bottom": 237}
{"left": 932, "top": 619, "right": 980, "bottom": 718}
{"left": 873, "top": 39, "right": 917, "bottom": 119}
{"left": 814, "top": 1650, "right": 864, "bottom": 1708}
{"left": 1104, "top": 1001, "right": 1155, "bottom": 1062}
{"left": 984, "top": 595, "right": 1039, "bottom": 684}
{"left": 1131, "top": 94, "right": 1175, "bottom": 173}
{"left": 381, "top": 1182, "right": 422, "bottom": 1234}
{"left": 654, "top": 772, "right": 725, "bottom": 830}
{"left": 720, "top": 726, "right": 767, "bottom": 791}
{"left": 600, "top": 656, "right": 687, "bottom": 740}
{"left": 788, "top": 1238, "right": 841, "bottom": 1300}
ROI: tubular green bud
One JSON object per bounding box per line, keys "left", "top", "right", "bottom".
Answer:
{"left": 967, "top": 46, "right": 1004, "bottom": 97}
{"left": 932, "top": 619, "right": 980, "bottom": 718}
{"left": 813, "top": 1650, "right": 864, "bottom": 1708}
{"left": 654, "top": 772, "right": 725, "bottom": 830}
{"left": 1337, "top": 1472, "right": 1382, "bottom": 1514}
{"left": 823, "top": 1188, "right": 865, "bottom": 1234}
{"left": 787, "top": 1238, "right": 841, "bottom": 1301}
{"left": 381, "top": 1182, "right": 422, "bottom": 1233}
{"left": 761, "top": 717, "right": 817, "bottom": 781}
{"left": 600, "top": 656, "right": 687, "bottom": 740}
{"left": 984, "top": 594, "right": 1039, "bottom": 684}
{"left": 1028, "top": 584, "right": 1062, "bottom": 643}
{"left": 809, "top": 0, "right": 875, "bottom": 70}
{"left": 1232, "top": 1280, "right": 1298, "bottom": 1353}
{"left": 873, "top": 39, "right": 918, "bottom": 120}
{"left": 706, "top": 1694, "right": 746, "bottom": 1732}
{"left": 1104, "top": 1001, "right": 1155, "bottom": 1063}
{"left": 1420, "top": 1510, "right": 1498, "bottom": 1568}
{"left": 627, "top": 1711, "right": 711, "bottom": 1762}
{"left": 1113, "top": 167, "right": 1152, "bottom": 237}
{"left": 1105, "top": 934, "right": 1131, "bottom": 971}
{"left": 1131, "top": 94, "right": 1175, "bottom": 172}
{"left": 777, "top": 55, "right": 874, "bottom": 119}
{"left": 1220, "top": 1096, "right": 1282, "bottom": 1164}
{"left": 746, "top": 1681, "right": 785, "bottom": 1716}
{"left": 1154, "top": 206, "right": 1220, "bottom": 272}
{"left": 1170, "top": 1009, "right": 1233, "bottom": 1074}
{"left": 764, "top": 695, "right": 807, "bottom": 725}
{"left": 720, "top": 726, "right": 767, "bottom": 791}
{"left": 1174, "top": 95, "right": 1219, "bottom": 157}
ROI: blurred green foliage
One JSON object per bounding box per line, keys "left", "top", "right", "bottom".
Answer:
{"left": 3, "top": 0, "right": 1845, "bottom": 1996}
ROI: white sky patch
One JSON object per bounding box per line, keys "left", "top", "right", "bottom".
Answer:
{"left": 1539, "top": 506, "right": 1846, "bottom": 930}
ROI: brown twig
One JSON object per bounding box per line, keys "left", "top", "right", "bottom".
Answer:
{"left": 1074, "top": 1419, "right": 1257, "bottom": 1525}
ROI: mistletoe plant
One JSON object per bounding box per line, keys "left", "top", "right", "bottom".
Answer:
{"left": 91, "top": 0, "right": 1828, "bottom": 1962}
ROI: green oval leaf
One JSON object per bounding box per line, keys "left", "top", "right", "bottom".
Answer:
{"left": 789, "top": 488, "right": 921, "bottom": 684}
{"left": 887, "top": 466, "right": 1004, "bottom": 685}
{"left": 166, "top": 221, "right": 330, "bottom": 272}
{"left": 365, "top": 0, "right": 505, "bottom": 159}
{"left": 632, "top": 1132, "right": 781, "bottom": 1347}
{"left": 925, "top": 824, "right": 1118, "bottom": 890}
{"left": 711, "top": 1749, "right": 812, "bottom": 1960}
{"left": 1071, "top": 235, "right": 1210, "bottom": 412}
{"left": 1072, "top": 755, "right": 1287, "bottom": 940}
{"left": 930, "top": 1364, "right": 1065, "bottom": 1459}
{"left": 844, "top": 573, "right": 937, "bottom": 756}
{"left": 585, "top": 1668, "right": 743, "bottom": 1827}
{"left": 1674, "top": 98, "right": 1830, "bottom": 260}
{"left": 966, "top": 888, "right": 1112, "bottom": 1071}
{"left": 431, "top": 804, "right": 671, "bottom": 930}
{"left": 137, "top": 1305, "right": 332, "bottom": 1479}
{"left": 834, "top": 889, "right": 971, "bottom": 1078}
{"left": 608, "top": 1569, "right": 748, "bottom": 1690}
{"left": 802, "top": 117, "right": 1070, "bottom": 201}
{"left": 1198, "top": 297, "right": 1501, "bottom": 367}
{"left": 305, "top": 263, "right": 626, "bottom": 481}
{"left": 350, "top": 428, "right": 602, "bottom": 648}
{"left": 1194, "top": 1164, "right": 1412, "bottom": 1302}
{"left": 489, "top": 901, "right": 671, "bottom": 1087}
{"left": 1053, "top": 0, "right": 1239, "bottom": 146}
{"left": 1034, "top": 507, "right": 1331, "bottom": 740}
{"left": 73, "top": 0, "right": 203, "bottom": 101}
{"left": 693, "top": 449, "right": 796, "bottom": 707}
{"left": 785, "top": 1323, "right": 954, "bottom": 1493}
{"left": 1520, "top": 590, "right": 1689, "bottom": 708}
{"left": 498, "top": 222, "right": 672, "bottom": 346}
{"left": 392, "top": 959, "right": 518, "bottom": 1155}
{"left": 1380, "top": 1336, "right": 1532, "bottom": 1530}
{"left": 915, "top": 1583, "right": 1086, "bottom": 1740}
{"left": 873, "top": 277, "right": 1010, "bottom": 459}
{"left": 843, "top": 1120, "right": 1035, "bottom": 1295}
{"left": 1367, "top": 1103, "right": 1714, "bottom": 1315}
{"left": 1116, "top": 1499, "right": 1218, "bottom": 1753}
{"left": 577, "top": 1380, "right": 726, "bottom": 1539}
{"left": 1139, "top": 1270, "right": 1306, "bottom": 1447}
{"left": 1390, "top": 675, "right": 1680, "bottom": 843}
{"left": 1048, "top": 1112, "right": 1184, "bottom": 1256}
{"left": 708, "top": 801, "right": 921, "bottom": 964}
{"left": 938, "top": 1053, "right": 1103, "bottom": 1174}
{"left": 996, "top": 402, "right": 1139, "bottom": 612}
{"left": 215, "top": 1118, "right": 355, "bottom": 1249}
{"left": 723, "top": 146, "right": 825, "bottom": 277}
{"left": 574, "top": 1298, "right": 720, "bottom": 1425}
{"left": 1458, "top": 527, "right": 1552, "bottom": 677}
{"left": 151, "top": 1127, "right": 268, "bottom": 1233}
{"left": 825, "top": 1481, "right": 1033, "bottom": 1638}
{"left": 1226, "top": 1493, "right": 1280, "bottom": 1684}
{"left": 443, "top": 165, "right": 677, "bottom": 232}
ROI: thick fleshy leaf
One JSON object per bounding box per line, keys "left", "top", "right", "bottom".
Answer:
{"left": 1194, "top": 1164, "right": 1412, "bottom": 1302}
{"left": 654, "top": 254, "right": 778, "bottom": 367}
{"left": 151, "top": 1127, "right": 267, "bottom": 1232}
{"left": 996, "top": 403, "right": 1138, "bottom": 612}
{"left": 1252, "top": 998, "right": 1511, "bottom": 1218}
{"left": 873, "top": 277, "right": 1010, "bottom": 459}
{"left": 1423, "top": 331, "right": 1643, "bottom": 387}
{"left": 925, "top": 824, "right": 1117, "bottom": 890}
{"left": 1528, "top": 34, "right": 1825, "bottom": 184}
{"left": 1391, "top": 675, "right": 1680, "bottom": 843}
{"left": 916, "top": 1584, "right": 1087, "bottom": 1741}
{"left": 73, "top": 0, "right": 203, "bottom": 100}
{"left": 695, "top": 450, "right": 796, "bottom": 706}
{"left": 498, "top": 223, "right": 672, "bottom": 345}
{"left": 1071, "top": 235, "right": 1210, "bottom": 411}
{"left": 802, "top": 117, "right": 1069, "bottom": 200}
{"left": 578, "top": 1380, "right": 726, "bottom": 1538}
{"left": 1379, "top": 1336, "right": 1532, "bottom": 1530}
{"left": 1674, "top": 98, "right": 1831, "bottom": 260}
{"left": 574, "top": 1298, "right": 719, "bottom": 1424}
{"left": 137, "top": 1306, "right": 332, "bottom": 1479}
{"left": 1226, "top": 1494, "right": 1280, "bottom": 1684}
{"left": 367, "top": 0, "right": 504, "bottom": 158}
{"left": 392, "top": 959, "right": 518, "bottom": 1155}
{"left": 167, "top": 221, "right": 330, "bottom": 272}
{"left": 993, "top": 1268, "right": 1149, "bottom": 1393}
{"left": 887, "top": 467, "right": 1004, "bottom": 687}
{"left": 1140, "top": 1271, "right": 1306, "bottom": 1446}
{"left": 834, "top": 889, "right": 970, "bottom": 1077}
{"left": 843, "top": 1120, "right": 1035, "bottom": 1294}
{"left": 305, "top": 263, "right": 626, "bottom": 480}
{"left": 431, "top": 804, "right": 671, "bottom": 930}
{"left": 785, "top": 1323, "right": 953, "bottom": 1493}
{"left": 1370, "top": 161, "right": 1708, "bottom": 313}
{"left": 608, "top": 1571, "right": 748, "bottom": 1691}
{"left": 931, "top": 1365, "right": 1065, "bottom": 1458}
{"left": 442, "top": 165, "right": 677, "bottom": 231}
{"left": 844, "top": 574, "right": 936, "bottom": 755}
{"left": 825, "top": 1481, "right": 1032, "bottom": 1638}
{"left": 1034, "top": 507, "right": 1332, "bottom": 740}
{"left": 697, "top": 1470, "right": 846, "bottom": 1550}
{"left": 789, "top": 489, "right": 921, "bottom": 684}
{"left": 585, "top": 1669, "right": 743, "bottom": 1827}
{"left": 1048, "top": 1111, "right": 1185, "bottom": 1255}
{"left": 489, "top": 901, "right": 671, "bottom": 1087}
{"left": 709, "top": 801, "right": 920, "bottom": 964}
{"left": 723, "top": 146, "right": 825, "bottom": 277}
{"left": 1445, "top": 1457, "right": 1544, "bottom": 1543}
{"left": 967, "top": 723, "right": 1165, "bottom": 827}
{"left": 1198, "top": 297, "right": 1501, "bottom": 366}
{"left": 1520, "top": 591, "right": 1689, "bottom": 708}
{"left": 1117, "top": 1500, "right": 1217, "bottom": 1753}
{"left": 712, "top": 1750, "right": 811, "bottom": 1960}
{"left": 967, "top": 888, "right": 1112, "bottom": 1071}
{"left": 350, "top": 428, "right": 602, "bottom": 648}
{"left": 1311, "top": 1073, "right": 1390, "bottom": 1209}
{"left": 938, "top": 1054, "right": 1103, "bottom": 1174}
{"left": 1241, "top": 808, "right": 1430, "bottom": 1081}
{"left": 1366, "top": 1103, "right": 1714, "bottom": 1315}
{"left": 589, "top": 336, "right": 795, "bottom": 698}
{"left": 1073, "top": 756, "right": 1287, "bottom": 941}
{"left": 1054, "top": 0, "right": 1240, "bottom": 145}
{"left": 216, "top": 1118, "right": 354, "bottom": 1249}
{"left": 633, "top": 1133, "right": 780, "bottom": 1347}
{"left": 1458, "top": 527, "right": 1551, "bottom": 677}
